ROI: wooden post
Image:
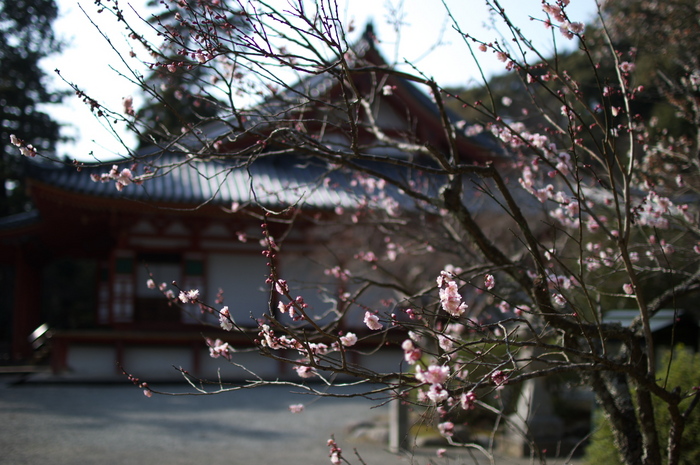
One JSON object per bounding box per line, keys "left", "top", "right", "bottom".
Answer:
{"left": 389, "top": 396, "right": 408, "bottom": 453}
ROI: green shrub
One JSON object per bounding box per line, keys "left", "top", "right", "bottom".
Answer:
{"left": 584, "top": 346, "right": 700, "bottom": 465}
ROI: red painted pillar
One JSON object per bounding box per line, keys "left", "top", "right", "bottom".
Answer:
{"left": 11, "top": 246, "right": 41, "bottom": 361}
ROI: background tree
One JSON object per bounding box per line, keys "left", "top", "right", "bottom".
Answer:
{"left": 0, "top": 0, "right": 63, "bottom": 215}
{"left": 131, "top": 0, "right": 248, "bottom": 148}
{"left": 26, "top": 1, "right": 700, "bottom": 464}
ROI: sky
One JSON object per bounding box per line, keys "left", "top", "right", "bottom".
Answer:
{"left": 43, "top": 0, "right": 598, "bottom": 162}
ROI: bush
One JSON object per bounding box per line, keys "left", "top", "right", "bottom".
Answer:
{"left": 585, "top": 346, "right": 700, "bottom": 465}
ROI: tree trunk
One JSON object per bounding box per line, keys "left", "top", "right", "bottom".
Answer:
{"left": 591, "top": 372, "right": 645, "bottom": 465}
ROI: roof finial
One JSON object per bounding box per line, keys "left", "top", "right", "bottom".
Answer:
{"left": 363, "top": 21, "right": 376, "bottom": 44}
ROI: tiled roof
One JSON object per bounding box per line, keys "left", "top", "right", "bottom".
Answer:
{"left": 29, "top": 154, "right": 382, "bottom": 210}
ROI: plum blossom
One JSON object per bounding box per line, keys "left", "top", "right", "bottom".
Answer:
{"left": 552, "top": 293, "right": 567, "bottom": 308}
{"left": 619, "top": 62, "right": 636, "bottom": 73}
{"left": 327, "top": 439, "right": 342, "bottom": 465}
{"left": 437, "top": 271, "right": 468, "bottom": 317}
{"left": 288, "top": 403, "right": 304, "bottom": 413}
{"left": 146, "top": 279, "right": 155, "bottom": 289}
{"left": 567, "top": 21, "right": 584, "bottom": 33}
{"left": 9, "top": 134, "right": 37, "bottom": 157}
{"left": 416, "top": 364, "right": 450, "bottom": 385}
{"left": 491, "top": 370, "right": 509, "bottom": 388}
{"left": 339, "top": 332, "right": 357, "bottom": 347}
{"left": 623, "top": 283, "right": 634, "bottom": 295}
{"left": 206, "top": 338, "right": 232, "bottom": 360}
{"left": 294, "top": 364, "right": 317, "bottom": 379}
{"left": 460, "top": 391, "right": 477, "bottom": 410}
{"left": 542, "top": 3, "right": 565, "bottom": 22}
{"left": 122, "top": 96, "right": 134, "bottom": 115}
{"left": 426, "top": 383, "right": 449, "bottom": 403}
{"left": 143, "top": 389, "right": 153, "bottom": 398}
{"left": 484, "top": 274, "right": 495, "bottom": 290}
{"left": 178, "top": 289, "right": 200, "bottom": 303}
{"left": 402, "top": 339, "right": 422, "bottom": 364}
{"left": 275, "top": 279, "right": 289, "bottom": 295}
{"left": 219, "top": 306, "right": 233, "bottom": 331}
{"left": 91, "top": 164, "right": 143, "bottom": 191}
{"left": 437, "top": 421, "right": 455, "bottom": 438}
{"left": 363, "top": 311, "right": 383, "bottom": 330}
{"left": 438, "top": 334, "right": 454, "bottom": 353}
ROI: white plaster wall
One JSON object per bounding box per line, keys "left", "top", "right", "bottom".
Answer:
{"left": 66, "top": 344, "right": 118, "bottom": 378}
{"left": 207, "top": 253, "right": 270, "bottom": 325}
{"left": 122, "top": 345, "right": 193, "bottom": 381}
{"left": 278, "top": 254, "right": 338, "bottom": 326}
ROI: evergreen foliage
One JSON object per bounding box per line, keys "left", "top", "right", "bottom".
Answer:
{"left": 585, "top": 346, "right": 700, "bottom": 465}
{"left": 0, "top": 0, "right": 64, "bottom": 215}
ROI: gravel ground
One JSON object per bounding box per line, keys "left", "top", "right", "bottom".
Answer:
{"left": 0, "top": 376, "right": 581, "bottom": 465}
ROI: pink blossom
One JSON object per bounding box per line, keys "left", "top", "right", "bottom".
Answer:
{"left": 416, "top": 364, "right": 450, "bottom": 385}
{"left": 553, "top": 293, "right": 566, "bottom": 308}
{"left": 542, "top": 4, "right": 565, "bottom": 22}
{"left": 178, "top": 289, "right": 200, "bottom": 303}
{"left": 438, "top": 334, "right": 454, "bottom": 353}
{"left": 491, "top": 370, "right": 509, "bottom": 388}
{"left": 426, "top": 384, "right": 449, "bottom": 403}
{"left": 460, "top": 391, "right": 476, "bottom": 410}
{"left": 438, "top": 421, "right": 455, "bottom": 437}
{"left": 402, "top": 339, "right": 422, "bottom": 365}
{"left": 437, "top": 271, "right": 468, "bottom": 317}
{"left": 143, "top": 389, "right": 153, "bottom": 398}
{"left": 568, "top": 21, "right": 584, "bottom": 33}
{"left": 623, "top": 283, "right": 634, "bottom": 295}
{"left": 275, "top": 279, "right": 289, "bottom": 295}
{"left": 340, "top": 332, "right": 357, "bottom": 347}
{"left": 355, "top": 251, "right": 378, "bottom": 263}
{"left": 619, "top": 62, "right": 636, "bottom": 73}
{"left": 288, "top": 403, "right": 304, "bottom": 413}
{"left": 559, "top": 26, "right": 574, "bottom": 39}
{"left": 219, "top": 306, "right": 233, "bottom": 331}
{"left": 206, "top": 338, "right": 232, "bottom": 360}
{"left": 363, "top": 311, "right": 383, "bottom": 330}
{"left": 404, "top": 308, "right": 421, "bottom": 320}
{"left": 115, "top": 168, "right": 134, "bottom": 191}
{"left": 122, "top": 96, "right": 134, "bottom": 115}
{"left": 19, "top": 144, "right": 37, "bottom": 157}
{"left": 146, "top": 279, "right": 155, "bottom": 289}
{"left": 437, "top": 448, "right": 447, "bottom": 457}
{"left": 484, "top": 274, "right": 495, "bottom": 290}
{"left": 294, "top": 365, "right": 318, "bottom": 378}
{"left": 327, "top": 438, "right": 342, "bottom": 465}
